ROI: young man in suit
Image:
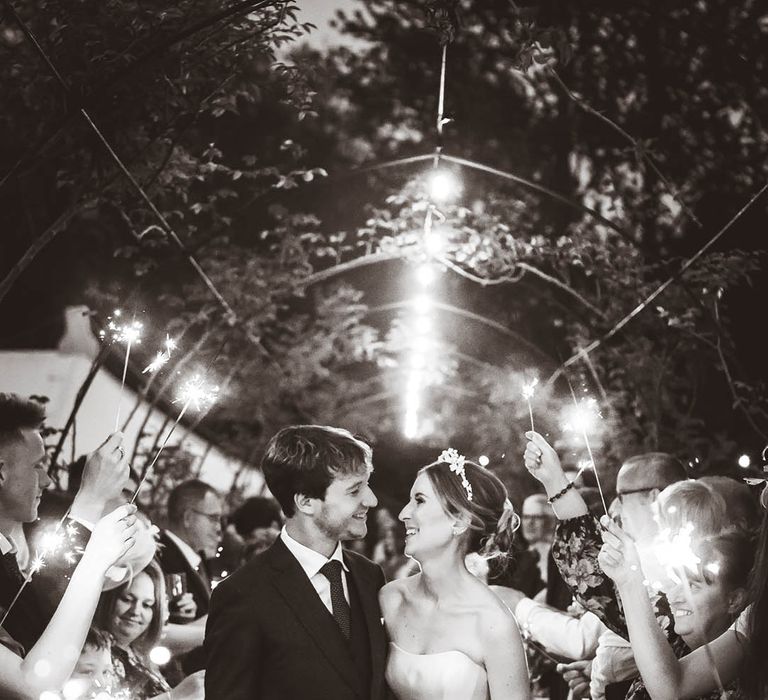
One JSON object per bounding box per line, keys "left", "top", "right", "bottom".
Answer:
{"left": 0, "top": 393, "right": 128, "bottom": 651}
{"left": 205, "top": 424, "right": 389, "bottom": 700}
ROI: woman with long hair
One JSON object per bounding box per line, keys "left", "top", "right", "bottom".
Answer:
{"left": 95, "top": 559, "right": 203, "bottom": 700}
{"left": 381, "top": 449, "right": 531, "bottom": 700}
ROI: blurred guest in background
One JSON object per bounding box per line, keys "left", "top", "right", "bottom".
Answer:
{"left": 229, "top": 495, "right": 281, "bottom": 567}
{"left": 157, "top": 480, "right": 221, "bottom": 676}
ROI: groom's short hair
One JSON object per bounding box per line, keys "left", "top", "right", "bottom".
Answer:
{"left": 262, "top": 425, "right": 372, "bottom": 518}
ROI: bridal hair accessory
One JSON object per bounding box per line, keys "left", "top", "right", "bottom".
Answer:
{"left": 500, "top": 498, "right": 521, "bottom": 533}
{"left": 438, "top": 448, "right": 473, "bottom": 501}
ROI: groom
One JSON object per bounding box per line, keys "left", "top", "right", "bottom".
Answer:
{"left": 204, "top": 425, "right": 390, "bottom": 700}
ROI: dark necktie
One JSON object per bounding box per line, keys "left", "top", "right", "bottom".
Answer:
{"left": 196, "top": 552, "right": 211, "bottom": 590}
{"left": 319, "top": 560, "right": 351, "bottom": 640}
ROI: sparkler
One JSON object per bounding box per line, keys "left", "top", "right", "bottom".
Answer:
{"left": 0, "top": 522, "right": 73, "bottom": 627}
{"left": 101, "top": 310, "right": 144, "bottom": 431}
{"left": 522, "top": 377, "right": 538, "bottom": 432}
{"left": 653, "top": 522, "right": 728, "bottom": 700}
{"left": 563, "top": 384, "right": 609, "bottom": 516}
{"left": 142, "top": 334, "right": 177, "bottom": 374}
{"left": 574, "top": 458, "right": 594, "bottom": 480}
{"left": 130, "top": 375, "right": 218, "bottom": 504}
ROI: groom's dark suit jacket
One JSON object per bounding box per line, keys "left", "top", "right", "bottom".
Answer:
{"left": 204, "top": 537, "right": 389, "bottom": 700}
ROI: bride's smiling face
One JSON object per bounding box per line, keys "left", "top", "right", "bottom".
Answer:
{"left": 399, "top": 472, "right": 456, "bottom": 560}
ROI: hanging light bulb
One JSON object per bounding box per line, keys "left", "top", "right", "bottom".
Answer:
{"left": 427, "top": 169, "right": 461, "bottom": 202}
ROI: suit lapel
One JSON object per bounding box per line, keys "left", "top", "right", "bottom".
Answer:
{"left": 267, "top": 539, "right": 361, "bottom": 695}
{"left": 345, "top": 553, "right": 387, "bottom": 700}
{"left": 159, "top": 532, "right": 210, "bottom": 612}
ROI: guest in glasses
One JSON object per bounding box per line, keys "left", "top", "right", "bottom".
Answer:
{"left": 157, "top": 480, "right": 223, "bottom": 675}
{"left": 521, "top": 494, "right": 556, "bottom": 588}
{"left": 523, "top": 433, "right": 688, "bottom": 700}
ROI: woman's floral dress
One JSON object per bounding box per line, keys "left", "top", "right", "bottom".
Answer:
{"left": 552, "top": 512, "right": 741, "bottom": 700}
{"left": 109, "top": 642, "right": 171, "bottom": 699}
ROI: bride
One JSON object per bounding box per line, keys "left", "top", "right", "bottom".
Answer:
{"left": 380, "top": 449, "right": 531, "bottom": 700}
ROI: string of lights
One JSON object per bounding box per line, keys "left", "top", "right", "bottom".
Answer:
{"left": 548, "top": 181, "right": 768, "bottom": 385}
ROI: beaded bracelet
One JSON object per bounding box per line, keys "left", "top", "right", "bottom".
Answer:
{"left": 546, "top": 480, "right": 575, "bottom": 505}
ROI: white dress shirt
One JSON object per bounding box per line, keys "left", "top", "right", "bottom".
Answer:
{"left": 280, "top": 527, "right": 349, "bottom": 615}
{"left": 0, "top": 531, "right": 14, "bottom": 556}
{"left": 0, "top": 530, "right": 29, "bottom": 573}
{"left": 589, "top": 629, "right": 637, "bottom": 700}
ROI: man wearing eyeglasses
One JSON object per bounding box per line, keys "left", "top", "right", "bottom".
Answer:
{"left": 614, "top": 453, "right": 687, "bottom": 542}
{"left": 158, "top": 479, "right": 223, "bottom": 675}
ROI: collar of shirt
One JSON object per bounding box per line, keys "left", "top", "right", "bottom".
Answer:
{"left": 0, "top": 532, "right": 14, "bottom": 557}
{"left": 164, "top": 529, "right": 201, "bottom": 570}
{"left": 0, "top": 531, "right": 29, "bottom": 574}
{"left": 280, "top": 526, "right": 348, "bottom": 579}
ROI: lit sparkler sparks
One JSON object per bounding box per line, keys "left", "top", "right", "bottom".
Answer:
{"left": 653, "top": 523, "right": 728, "bottom": 699}
{"left": 0, "top": 522, "right": 73, "bottom": 627}
{"left": 142, "top": 334, "right": 177, "bottom": 374}
{"left": 521, "top": 377, "right": 538, "bottom": 432}
{"left": 574, "top": 458, "right": 594, "bottom": 480}
{"left": 564, "top": 382, "right": 609, "bottom": 516}
{"left": 130, "top": 374, "right": 219, "bottom": 504}
{"left": 175, "top": 374, "right": 219, "bottom": 412}
{"left": 562, "top": 396, "right": 600, "bottom": 434}
{"left": 655, "top": 522, "right": 701, "bottom": 582}
{"left": 101, "top": 310, "right": 144, "bottom": 431}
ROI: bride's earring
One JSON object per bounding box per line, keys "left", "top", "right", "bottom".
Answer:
{"left": 452, "top": 524, "right": 466, "bottom": 536}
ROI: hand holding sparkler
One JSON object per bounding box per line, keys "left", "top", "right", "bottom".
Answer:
{"left": 524, "top": 431, "right": 566, "bottom": 485}
{"left": 80, "top": 504, "right": 139, "bottom": 575}
{"left": 557, "top": 659, "right": 591, "bottom": 700}
{"left": 598, "top": 515, "right": 643, "bottom": 588}
{"left": 70, "top": 432, "right": 129, "bottom": 524}
{"left": 524, "top": 431, "right": 590, "bottom": 519}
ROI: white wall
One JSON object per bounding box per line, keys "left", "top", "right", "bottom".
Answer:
{"left": 0, "top": 350, "right": 264, "bottom": 494}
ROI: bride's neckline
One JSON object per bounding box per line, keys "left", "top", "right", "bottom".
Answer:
{"left": 390, "top": 642, "right": 485, "bottom": 670}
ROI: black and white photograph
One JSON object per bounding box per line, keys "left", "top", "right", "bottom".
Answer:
{"left": 1, "top": 1, "right": 767, "bottom": 698}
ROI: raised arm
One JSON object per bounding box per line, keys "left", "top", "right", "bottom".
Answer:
{"left": 598, "top": 515, "right": 746, "bottom": 699}
{"left": 523, "top": 431, "right": 630, "bottom": 634}
{"left": 523, "top": 431, "right": 588, "bottom": 520}
{"left": 0, "top": 504, "right": 137, "bottom": 697}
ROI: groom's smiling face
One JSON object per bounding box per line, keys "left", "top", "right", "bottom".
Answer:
{"left": 314, "top": 466, "right": 378, "bottom": 542}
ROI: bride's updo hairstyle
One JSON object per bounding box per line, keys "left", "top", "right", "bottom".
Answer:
{"left": 421, "top": 449, "right": 520, "bottom": 561}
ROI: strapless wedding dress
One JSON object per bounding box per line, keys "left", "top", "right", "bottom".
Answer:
{"left": 386, "top": 642, "right": 489, "bottom": 700}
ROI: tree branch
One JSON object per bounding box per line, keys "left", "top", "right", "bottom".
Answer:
{"left": 0, "top": 199, "right": 95, "bottom": 305}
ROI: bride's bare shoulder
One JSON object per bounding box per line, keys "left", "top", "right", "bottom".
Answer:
{"left": 379, "top": 575, "right": 418, "bottom": 611}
